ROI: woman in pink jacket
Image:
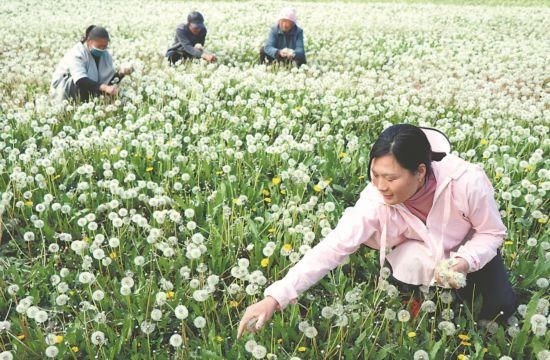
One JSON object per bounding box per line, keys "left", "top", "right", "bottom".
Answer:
{"left": 238, "top": 124, "right": 517, "bottom": 338}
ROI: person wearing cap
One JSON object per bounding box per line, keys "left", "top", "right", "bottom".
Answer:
{"left": 50, "top": 25, "right": 133, "bottom": 102}
{"left": 260, "top": 7, "right": 306, "bottom": 67}
{"left": 166, "top": 11, "right": 217, "bottom": 64}
{"left": 238, "top": 124, "right": 517, "bottom": 338}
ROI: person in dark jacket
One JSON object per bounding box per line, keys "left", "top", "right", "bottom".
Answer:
{"left": 260, "top": 7, "right": 306, "bottom": 67}
{"left": 166, "top": 11, "right": 217, "bottom": 65}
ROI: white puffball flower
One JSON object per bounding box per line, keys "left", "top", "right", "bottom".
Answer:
{"left": 45, "top": 346, "right": 59, "bottom": 358}
{"left": 169, "top": 334, "right": 183, "bottom": 347}
{"left": 90, "top": 331, "right": 106, "bottom": 346}
{"left": 174, "top": 305, "right": 189, "bottom": 320}
{"left": 193, "top": 316, "right": 206, "bottom": 329}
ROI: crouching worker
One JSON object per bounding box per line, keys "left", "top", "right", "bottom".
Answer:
{"left": 260, "top": 7, "right": 306, "bottom": 67}
{"left": 50, "top": 26, "right": 133, "bottom": 103}
{"left": 238, "top": 124, "right": 518, "bottom": 339}
{"left": 166, "top": 11, "right": 217, "bottom": 65}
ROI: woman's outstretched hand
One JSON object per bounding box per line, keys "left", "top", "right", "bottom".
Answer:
{"left": 237, "top": 296, "right": 280, "bottom": 339}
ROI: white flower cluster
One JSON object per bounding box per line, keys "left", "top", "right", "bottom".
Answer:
{"left": 435, "top": 258, "right": 467, "bottom": 288}
{"left": 245, "top": 339, "right": 268, "bottom": 359}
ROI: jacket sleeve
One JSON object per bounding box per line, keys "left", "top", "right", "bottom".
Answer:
{"left": 68, "top": 50, "right": 89, "bottom": 83}
{"left": 176, "top": 27, "right": 202, "bottom": 59}
{"left": 452, "top": 167, "right": 506, "bottom": 272}
{"left": 264, "top": 189, "right": 382, "bottom": 309}
{"left": 263, "top": 27, "right": 279, "bottom": 59}
{"left": 294, "top": 29, "right": 305, "bottom": 59}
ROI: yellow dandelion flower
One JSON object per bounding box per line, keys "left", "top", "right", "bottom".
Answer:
{"left": 339, "top": 152, "right": 347, "bottom": 158}
{"left": 282, "top": 244, "right": 292, "bottom": 252}
{"left": 216, "top": 171, "right": 223, "bottom": 175}
{"left": 17, "top": 334, "right": 25, "bottom": 340}
{"left": 277, "top": 338, "right": 283, "bottom": 344}
{"left": 298, "top": 347, "right": 306, "bottom": 352}
{"left": 504, "top": 241, "right": 513, "bottom": 246}
{"left": 146, "top": 155, "right": 152, "bottom": 160}
{"left": 264, "top": 197, "right": 272, "bottom": 203}
{"left": 71, "top": 346, "right": 79, "bottom": 353}
{"left": 229, "top": 300, "right": 239, "bottom": 308}
{"left": 461, "top": 341, "right": 471, "bottom": 346}
{"left": 272, "top": 177, "right": 281, "bottom": 185}
{"left": 166, "top": 291, "right": 175, "bottom": 299}
{"left": 280, "top": 189, "right": 286, "bottom": 195}
{"left": 538, "top": 218, "right": 547, "bottom": 224}
{"left": 407, "top": 331, "right": 416, "bottom": 338}
{"left": 458, "top": 334, "right": 470, "bottom": 341}
{"left": 261, "top": 258, "right": 269, "bottom": 267}
{"left": 55, "top": 335, "right": 63, "bottom": 344}
{"left": 480, "top": 139, "right": 488, "bottom": 145}
{"left": 262, "top": 189, "right": 270, "bottom": 196}
{"left": 146, "top": 167, "right": 154, "bottom": 172}
{"left": 324, "top": 178, "right": 332, "bottom": 185}
{"left": 358, "top": 175, "right": 365, "bottom": 180}
{"left": 24, "top": 201, "right": 33, "bottom": 206}
{"left": 268, "top": 228, "right": 276, "bottom": 233}
{"left": 109, "top": 251, "right": 117, "bottom": 259}
{"left": 216, "top": 336, "right": 223, "bottom": 342}
{"left": 233, "top": 198, "right": 239, "bottom": 204}
{"left": 313, "top": 184, "right": 322, "bottom": 192}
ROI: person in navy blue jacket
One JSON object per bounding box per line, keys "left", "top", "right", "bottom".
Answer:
{"left": 166, "top": 11, "right": 217, "bottom": 65}
{"left": 260, "top": 7, "right": 306, "bottom": 67}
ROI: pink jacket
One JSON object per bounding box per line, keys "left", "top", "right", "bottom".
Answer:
{"left": 264, "top": 154, "right": 507, "bottom": 309}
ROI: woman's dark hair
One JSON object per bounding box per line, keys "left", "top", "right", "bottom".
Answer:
{"left": 81, "top": 25, "right": 110, "bottom": 43}
{"left": 81, "top": 25, "right": 96, "bottom": 43}
{"left": 367, "top": 124, "right": 447, "bottom": 181}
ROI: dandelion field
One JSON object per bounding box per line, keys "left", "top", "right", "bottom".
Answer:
{"left": 0, "top": 0, "right": 549, "bottom": 359}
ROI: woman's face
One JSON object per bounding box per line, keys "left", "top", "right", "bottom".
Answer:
{"left": 278, "top": 19, "right": 294, "bottom": 33}
{"left": 87, "top": 38, "right": 109, "bottom": 50}
{"left": 371, "top": 154, "right": 426, "bottom": 205}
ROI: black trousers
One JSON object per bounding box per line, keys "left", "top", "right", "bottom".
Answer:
{"left": 166, "top": 51, "right": 193, "bottom": 65}
{"left": 388, "top": 252, "right": 517, "bottom": 322}
{"left": 259, "top": 48, "right": 306, "bottom": 68}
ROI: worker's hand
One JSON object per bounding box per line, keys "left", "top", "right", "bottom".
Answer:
{"left": 435, "top": 257, "right": 469, "bottom": 289}
{"left": 120, "top": 66, "right": 134, "bottom": 76}
{"left": 278, "top": 48, "right": 288, "bottom": 58}
{"left": 237, "top": 296, "right": 280, "bottom": 339}
{"left": 194, "top": 43, "right": 204, "bottom": 51}
{"left": 99, "top": 84, "right": 118, "bottom": 96}
{"left": 201, "top": 53, "right": 217, "bottom": 62}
